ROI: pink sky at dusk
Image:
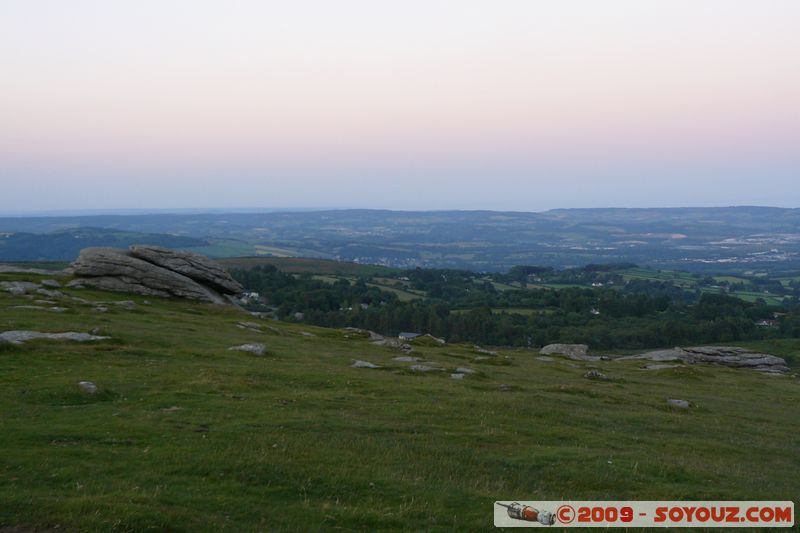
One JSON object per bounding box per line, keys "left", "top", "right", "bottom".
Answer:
{"left": 1, "top": 1, "right": 799, "bottom": 212}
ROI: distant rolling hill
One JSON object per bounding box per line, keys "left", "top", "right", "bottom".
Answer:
{"left": 1, "top": 207, "right": 799, "bottom": 272}
{"left": 0, "top": 228, "right": 207, "bottom": 261}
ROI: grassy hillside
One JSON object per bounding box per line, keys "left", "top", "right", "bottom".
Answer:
{"left": 0, "top": 271, "right": 798, "bottom": 531}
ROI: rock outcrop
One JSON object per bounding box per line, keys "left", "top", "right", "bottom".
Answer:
{"left": 0, "top": 331, "right": 109, "bottom": 344}
{"left": 618, "top": 346, "right": 790, "bottom": 374}
{"left": 69, "top": 246, "right": 241, "bottom": 304}
{"left": 128, "top": 245, "right": 243, "bottom": 294}
{"left": 352, "top": 360, "right": 381, "bottom": 369}
{"left": 228, "top": 343, "right": 267, "bottom": 356}
{"left": 540, "top": 343, "right": 606, "bottom": 361}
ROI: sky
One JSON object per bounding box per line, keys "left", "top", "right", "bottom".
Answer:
{"left": 1, "top": 0, "right": 799, "bottom": 213}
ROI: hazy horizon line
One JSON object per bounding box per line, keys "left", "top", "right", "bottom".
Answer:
{"left": 0, "top": 204, "right": 797, "bottom": 218}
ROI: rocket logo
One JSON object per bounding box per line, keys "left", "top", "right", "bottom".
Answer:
{"left": 496, "top": 502, "right": 556, "bottom": 525}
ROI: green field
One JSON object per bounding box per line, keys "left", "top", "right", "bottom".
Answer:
{"left": 0, "top": 271, "right": 798, "bottom": 531}
{"left": 0, "top": 261, "right": 71, "bottom": 271}
{"left": 699, "top": 287, "right": 785, "bottom": 306}
{"left": 217, "top": 256, "right": 396, "bottom": 277}
{"left": 188, "top": 239, "right": 259, "bottom": 258}
{"left": 365, "top": 283, "right": 424, "bottom": 302}
{"left": 308, "top": 275, "right": 424, "bottom": 302}
{"left": 621, "top": 267, "right": 698, "bottom": 288}
{"left": 714, "top": 275, "right": 750, "bottom": 284}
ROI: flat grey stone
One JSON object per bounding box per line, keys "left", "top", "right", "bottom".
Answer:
{"left": 450, "top": 373, "right": 465, "bottom": 379}
{"left": 640, "top": 364, "right": 681, "bottom": 371}
{"left": 618, "top": 349, "right": 684, "bottom": 362}
{"left": 0, "top": 331, "right": 109, "bottom": 345}
{"left": 473, "top": 345, "right": 498, "bottom": 355}
{"left": 584, "top": 370, "right": 609, "bottom": 380}
{"left": 541, "top": 343, "right": 588, "bottom": 356}
{"left": 540, "top": 343, "right": 603, "bottom": 361}
{"left": 667, "top": 399, "right": 690, "bottom": 409}
{"left": 228, "top": 343, "right": 266, "bottom": 356}
{"left": 620, "top": 346, "right": 789, "bottom": 373}
{"left": 35, "top": 288, "right": 63, "bottom": 299}
{"left": 352, "top": 360, "right": 381, "bottom": 369}
{"left": 78, "top": 381, "right": 98, "bottom": 394}
{"left": 392, "top": 356, "right": 421, "bottom": 362}
{"left": 409, "top": 364, "right": 443, "bottom": 372}
{"left": 454, "top": 367, "right": 476, "bottom": 374}
{"left": 1, "top": 281, "right": 41, "bottom": 294}
{"left": 237, "top": 321, "right": 262, "bottom": 332}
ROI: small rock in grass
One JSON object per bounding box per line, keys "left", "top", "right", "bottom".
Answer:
{"left": 536, "top": 356, "right": 555, "bottom": 362}
{"left": 641, "top": 364, "right": 681, "bottom": 371}
{"left": 36, "top": 288, "right": 64, "bottom": 299}
{"left": 498, "top": 383, "right": 512, "bottom": 392}
{"left": 450, "top": 373, "right": 465, "bottom": 380}
{"left": 667, "top": 399, "right": 690, "bottom": 409}
{"left": 474, "top": 345, "right": 498, "bottom": 356}
{"left": 409, "top": 364, "right": 442, "bottom": 372}
{"left": 392, "top": 356, "right": 420, "bottom": 362}
{"left": 0, "top": 331, "right": 109, "bottom": 344}
{"left": 352, "top": 360, "right": 381, "bottom": 369}
{"left": 1, "top": 281, "right": 42, "bottom": 294}
{"left": 299, "top": 331, "right": 316, "bottom": 337}
{"left": 454, "top": 367, "right": 476, "bottom": 374}
{"left": 41, "top": 279, "right": 62, "bottom": 288}
{"left": 228, "top": 343, "right": 267, "bottom": 356}
{"left": 78, "top": 381, "right": 98, "bottom": 394}
{"left": 584, "top": 370, "right": 609, "bottom": 380}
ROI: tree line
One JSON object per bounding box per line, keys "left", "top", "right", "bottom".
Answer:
{"left": 231, "top": 265, "right": 799, "bottom": 349}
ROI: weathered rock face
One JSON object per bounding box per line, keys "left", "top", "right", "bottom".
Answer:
{"left": 0, "top": 330, "right": 109, "bottom": 344}
{"left": 129, "top": 245, "right": 243, "bottom": 294}
{"left": 618, "top": 346, "right": 790, "bottom": 374}
{"left": 540, "top": 343, "right": 603, "bottom": 361}
{"left": 540, "top": 343, "right": 588, "bottom": 356}
{"left": 69, "top": 247, "right": 240, "bottom": 304}
{"left": 228, "top": 343, "right": 267, "bottom": 356}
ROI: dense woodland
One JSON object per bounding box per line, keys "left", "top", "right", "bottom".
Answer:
{"left": 231, "top": 264, "right": 800, "bottom": 351}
